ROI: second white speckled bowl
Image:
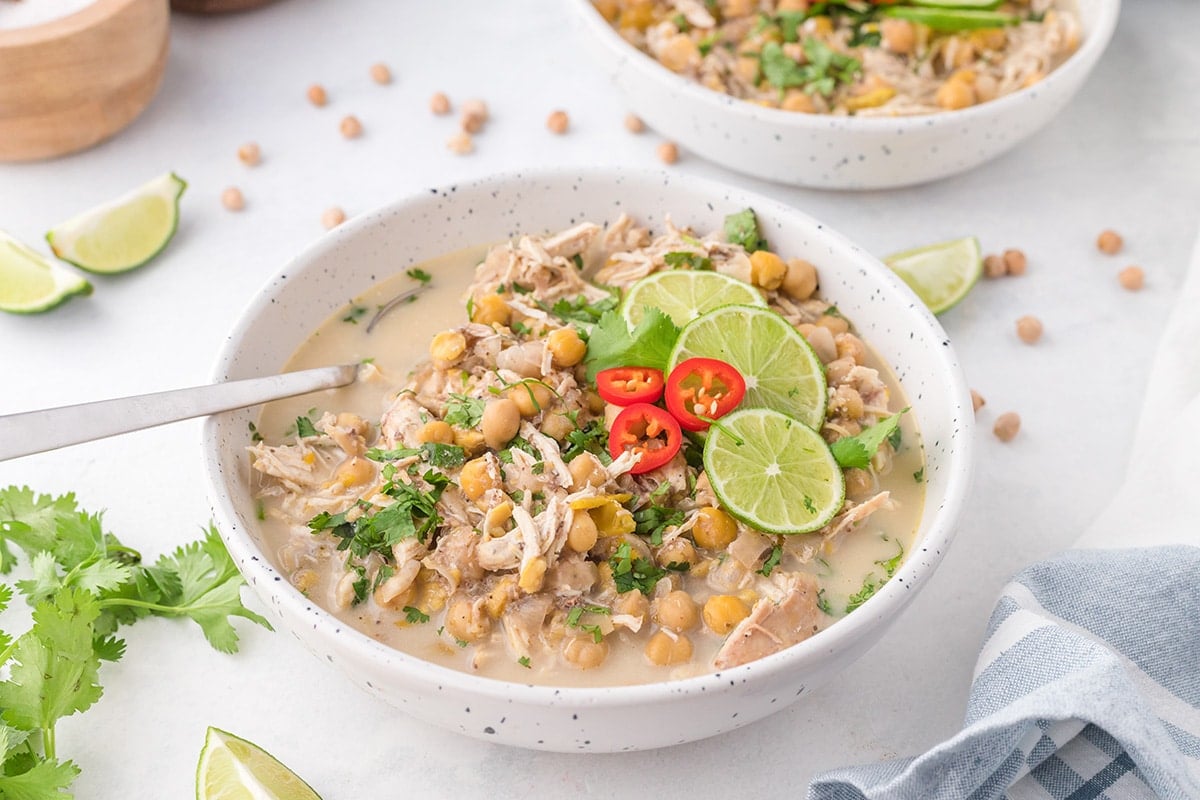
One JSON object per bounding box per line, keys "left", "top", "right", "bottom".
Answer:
{"left": 203, "top": 168, "right": 974, "bottom": 752}
{"left": 570, "top": 0, "right": 1120, "bottom": 189}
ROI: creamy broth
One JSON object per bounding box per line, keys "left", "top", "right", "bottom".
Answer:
{"left": 255, "top": 237, "right": 924, "bottom": 688}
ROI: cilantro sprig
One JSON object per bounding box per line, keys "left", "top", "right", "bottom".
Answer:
{"left": 608, "top": 542, "right": 666, "bottom": 596}
{"left": 830, "top": 409, "right": 908, "bottom": 469}
{"left": 760, "top": 39, "right": 862, "bottom": 97}
{"left": 582, "top": 308, "right": 681, "bottom": 380}
{"left": 0, "top": 487, "right": 270, "bottom": 796}
{"left": 723, "top": 208, "right": 768, "bottom": 253}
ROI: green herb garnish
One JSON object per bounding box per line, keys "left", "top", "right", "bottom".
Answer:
{"left": 609, "top": 542, "right": 666, "bottom": 596}
{"left": 830, "top": 410, "right": 908, "bottom": 470}
{"left": 403, "top": 605, "right": 430, "bottom": 624}
{"left": 583, "top": 308, "right": 681, "bottom": 379}
{"left": 443, "top": 394, "right": 485, "bottom": 429}
{"left": 723, "top": 208, "right": 768, "bottom": 253}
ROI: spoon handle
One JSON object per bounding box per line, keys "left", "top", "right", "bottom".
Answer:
{"left": 0, "top": 364, "right": 358, "bottom": 462}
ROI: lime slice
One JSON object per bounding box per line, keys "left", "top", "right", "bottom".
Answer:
{"left": 621, "top": 269, "right": 766, "bottom": 327}
{"left": 703, "top": 408, "right": 844, "bottom": 535}
{"left": 0, "top": 231, "right": 92, "bottom": 314}
{"left": 47, "top": 172, "right": 187, "bottom": 274}
{"left": 667, "top": 304, "right": 826, "bottom": 430}
{"left": 883, "top": 236, "right": 982, "bottom": 315}
{"left": 196, "top": 727, "right": 322, "bottom": 800}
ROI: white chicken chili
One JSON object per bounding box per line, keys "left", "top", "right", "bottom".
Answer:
{"left": 595, "top": 0, "right": 1081, "bottom": 115}
{"left": 250, "top": 210, "right": 925, "bottom": 687}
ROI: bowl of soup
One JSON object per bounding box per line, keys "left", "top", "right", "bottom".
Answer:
{"left": 569, "top": 0, "right": 1119, "bottom": 189}
{"left": 203, "top": 167, "right": 974, "bottom": 751}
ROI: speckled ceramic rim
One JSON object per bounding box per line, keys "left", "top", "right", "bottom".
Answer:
{"left": 569, "top": 0, "right": 1121, "bottom": 132}
{"left": 204, "top": 166, "right": 974, "bottom": 710}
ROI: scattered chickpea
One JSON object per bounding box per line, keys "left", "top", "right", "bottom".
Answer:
{"left": 567, "top": 510, "right": 600, "bottom": 553}
{"left": 749, "top": 250, "right": 787, "bottom": 291}
{"left": 692, "top": 507, "right": 737, "bottom": 550}
{"left": 546, "top": 110, "right": 570, "bottom": 135}
{"left": 460, "top": 99, "right": 489, "bottom": 133}
{"left": 935, "top": 78, "right": 975, "bottom": 110}
{"left": 445, "top": 596, "right": 490, "bottom": 642}
{"left": 563, "top": 635, "right": 609, "bottom": 670}
{"left": 340, "top": 115, "right": 364, "bottom": 139}
{"left": 237, "top": 142, "right": 261, "bottom": 167}
{"left": 429, "top": 330, "right": 467, "bottom": 365}
{"left": 881, "top": 18, "right": 915, "bottom": 54}
{"left": 645, "top": 631, "right": 692, "bottom": 666}
{"left": 447, "top": 132, "right": 474, "bottom": 155}
{"left": 970, "top": 389, "right": 986, "bottom": 414}
{"left": 417, "top": 420, "right": 455, "bottom": 445}
{"left": 993, "top": 412, "right": 1021, "bottom": 442}
{"left": 546, "top": 327, "right": 587, "bottom": 367}
{"left": 480, "top": 397, "right": 521, "bottom": 451}
{"left": 1003, "top": 249, "right": 1027, "bottom": 276}
{"left": 1097, "top": 229, "right": 1123, "bottom": 255}
{"left": 703, "top": 595, "right": 749, "bottom": 635}
{"left": 458, "top": 457, "right": 498, "bottom": 501}
{"left": 1015, "top": 315, "right": 1043, "bottom": 344}
{"left": 321, "top": 206, "right": 346, "bottom": 230}
{"left": 509, "top": 382, "right": 552, "bottom": 417}
{"left": 470, "top": 293, "right": 510, "bottom": 326}
{"left": 816, "top": 313, "right": 850, "bottom": 336}
{"left": 430, "top": 92, "right": 452, "bottom": 115}
{"left": 782, "top": 258, "right": 818, "bottom": 299}
{"left": 624, "top": 113, "right": 646, "bottom": 133}
{"left": 1118, "top": 266, "right": 1144, "bottom": 291}
{"left": 306, "top": 83, "right": 328, "bottom": 107}
{"left": 983, "top": 254, "right": 1007, "bottom": 279}
{"left": 657, "top": 141, "right": 679, "bottom": 165}
{"left": 221, "top": 187, "right": 245, "bottom": 212}
{"left": 568, "top": 453, "right": 607, "bottom": 491}
{"left": 369, "top": 62, "right": 392, "bottom": 85}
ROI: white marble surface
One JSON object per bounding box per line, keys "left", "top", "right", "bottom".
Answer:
{"left": 1, "top": 1, "right": 1198, "bottom": 797}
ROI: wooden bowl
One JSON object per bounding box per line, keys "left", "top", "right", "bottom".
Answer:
{"left": 170, "top": 0, "right": 279, "bottom": 14}
{"left": 0, "top": 0, "right": 169, "bottom": 163}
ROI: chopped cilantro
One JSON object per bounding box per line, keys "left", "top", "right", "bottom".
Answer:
{"left": 309, "top": 469, "right": 448, "bottom": 557}
{"left": 913, "top": 467, "right": 925, "bottom": 483}
{"left": 816, "top": 588, "right": 833, "bottom": 615}
{"left": 518, "top": 656, "right": 532, "bottom": 668}
{"left": 403, "top": 605, "right": 430, "bottom": 624}
{"left": 803, "top": 495, "right": 817, "bottom": 514}
{"left": 539, "top": 293, "right": 619, "bottom": 325}
{"left": 830, "top": 409, "right": 908, "bottom": 470}
{"left": 723, "top": 208, "right": 768, "bottom": 253}
{"left": 876, "top": 539, "right": 904, "bottom": 579}
{"left": 247, "top": 421, "right": 263, "bottom": 443}
{"left": 582, "top": 308, "right": 681, "bottom": 380}
{"left": 561, "top": 419, "right": 611, "bottom": 464}
{"left": 663, "top": 251, "right": 713, "bottom": 271}
{"left": 365, "top": 442, "right": 465, "bottom": 469}
{"left": 760, "top": 39, "right": 861, "bottom": 97}
{"left": 571, "top": 254, "right": 584, "bottom": 270}
{"left": 609, "top": 542, "right": 666, "bottom": 596}
{"left": 406, "top": 268, "right": 432, "bottom": 284}
{"left": 757, "top": 544, "right": 783, "bottom": 577}
{"left": 845, "top": 572, "right": 879, "bottom": 613}
{"left": 633, "top": 504, "right": 685, "bottom": 547}
{"left": 511, "top": 320, "right": 533, "bottom": 336}
{"left": 663, "top": 561, "right": 691, "bottom": 573}
{"left": 294, "top": 416, "right": 319, "bottom": 438}
{"left": 443, "top": 394, "right": 485, "bottom": 428}
{"left": 342, "top": 305, "right": 368, "bottom": 324}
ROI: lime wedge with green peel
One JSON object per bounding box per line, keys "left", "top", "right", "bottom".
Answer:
{"left": 621, "top": 269, "right": 766, "bottom": 327}
{"left": 703, "top": 408, "right": 845, "bottom": 535}
{"left": 667, "top": 304, "right": 826, "bottom": 430}
{"left": 0, "top": 231, "right": 92, "bottom": 314}
{"left": 196, "top": 727, "right": 322, "bottom": 800}
{"left": 47, "top": 172, "right": 187, "bottom": 274}
{"left": 884, "top": 236, "right": 982, "bottom": 315}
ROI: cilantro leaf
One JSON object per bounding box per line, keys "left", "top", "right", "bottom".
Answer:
{"left": 757, "top": 545, "right": 783, "bottom": 577}
{"left": 403, "top": 606, "right": 430, "bottom": 624}
{"left": 443, "top": 394, "right": 485, "bottom": 428}
{"left": 845, "top": 572, "right": 879, "bottom": 613}
{"left": 830, "top": 410, "right": 908, "bottom": 470}
{"left": 760, "top": 39, "right": 861, "bottom": 98}
{"left": 0, "top": 488, "right": 79, "bottom": 572}
{"left": 876, "top": 539, "right": 904, "bottom": 579}
{"left": 294, "top": 416, "right": 319, "bottom": 438}
{"left": 406, "top": 268, "right": 432, "bottom": 284}
{"left": 538, "top": 293, "right": 619, "bottom": 325}
{"left": 0, "top": 755, "right": 80, "bottom": 799}
{"left": 609, "top": 542, "right": 666, "bottom": 595}
{"left": 633, "top": 505, "right": 685, "bottom": 547}
{"left": 583, "top": 308, "right": 681, "bottom": 380}
{"left": 663, "top": 251, "right": 713, "bottom": 271}
{"left": 561, "top": 419, "right": 611, "bottom": 464}
{"left": 723, "top": 208, "right": 768, "bottom": 253}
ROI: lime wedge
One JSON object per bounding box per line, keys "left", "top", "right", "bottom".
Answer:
{"left": 0, "top": 231, "right": 92, "bottom": 314}
{"left": 667, "top": 304, "right": 826, "bottom": 430}
{"left": 883, "top": 236, "right": 982, "bottom": 315}
{"left": 703, "top": 407, "right": 844, "bottom": 535}
{"left": 196, "top": 727, "right": 322, "bottom": 800}
{"left": 47, "top": 172, "right": 187, "bottom": 274}
{"left": 621, "top": 269, "right": 766, "bottom": 327}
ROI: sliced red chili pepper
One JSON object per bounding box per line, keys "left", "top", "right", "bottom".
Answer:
{"left": 595, "top": 366, "right": 665, "bottom": 406}
{"left": 664, "top": 357, "right": 747, "bottom": 432}
{"left": 607, "top": 403, "right": 683, "bottom": 475}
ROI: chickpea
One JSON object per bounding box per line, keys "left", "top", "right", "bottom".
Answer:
{"left": 336, "top": 412, "right": 369, "bottom": 438}
{"left": 430, "top": 92, "right": 452, "bottom": 115}
{"left": 306, "top": 83, "right": 328, "bottom": 107}
{"left": 237, "top": 142, "right": 261, "bottom": 167}
{"left": 546, "top": 110, "right": 570, "bottom": 134}
{"left": 567, "top": 511, "right": 599, "bottom": 553}
{"left": 221, "top": 187, "right": 245, "bottom": 212}
{"left": 613, "top": 590, "right": 649, "bottom": 624}
{"left": 547, "top": 327, "right": 587, "bottom": 368}
{"left": 826, "top": 357, "right": 856, "bottom": 385}
{"left": 835, "top": 333, "right": 866, "bottom": 364}
{"left": 481, "top": 398, "right": 521, "bottom": 450}
{"left": 519, "top": 556, "right": 548, "bottom": 593}
{"left": 445, "top": 595, "right": 490, "bottom": 642}
{"left": 569, "top": 453, "right": 607, "bottom": 491}
{"left": 834, "top": 385, "right": 864, "bottom": 420}
{"left": 291, "top": 569, "right": 318, "bottom": 594}
{"left": 798, "top": 323, "right": 838, "bottom": 364}
{"left": 692, "top": 507, "right": 737, "bottom": 550}
{"left": 781, "top": 90, "right": 815, "bottom": 113}
{"left": 881, "top": 18, "right": 915, "bottom": 54}
{"left": 429, "top": 330, "right": 467, "bottom": 365}
{"left": 782, "top": 258, "right": 818, "bottom": 299}
{"left": 970, "top": 389, "right": 986, "bottom": 414}
{"left": 656, "top": 538, "right": 698, "bottom": 568}
{"left": 816, "top": 313, "right": 850, "bottom": 336}
{"left": 749, "top": 250, "right": 787, "bottom": 291}
{"left": 460, "top": 99, "right": 489, "bottom": 133}
{"left": 655, "top": 590, "right": 699, "bottom": 632}
{"left": 509, "top": 382, "right": 552, "bottom": 417}
{"left": 484, "top": 501, "right": 513, "bottom": 538}
{"left": 447, "top": 132, "right": 474, "bottom": 155}
{"left": 703, "top": 595, "right": 749, "bottom": 635}
{"left": 340, "top": 115, "right": 364, "bottom": 139}
{"left": 418, "top": 420, "right": 455, "bottom": 445}
{"left": 469, "top": 293, "right": 510, "bottom": 327}
{"left": 1016, "top": 315, "right": 1043, "bottom": 344}
{"left": 936, "top": 79, "right": 976, "bottom": 111}
{"left": 369, "top": 62, "right": 392, "bottom": 85}
{"left": 321, "top": 206, "right": 346, "bottom": 230}
{"left": 458, "top": 457, "right": 498, "bottom": 500}
{"left": 1097, "top": 229, "right": 1123, "bottom": 255}
{"left": 994, "top": 412, "right": 1021, "bottom": 442}
{"left": 541, "top": 413, "right": 575, "bottom": 441}
{"left": 584, "top": 390, "right": 606, "bottom": 414}
{"left": 658, "top": 33, "right": 700, "bottom": 72}
{"left": 1003, "top": 249, "right": 1028, "bottom": 276}
{"left": 453, "top": 428, "right": 486, "bottom": 457}
{"left": 624, "top": 113, "right": 646, "bottom": 133}
{"left": 563, "top": 635, "right": 609, "bottom": 669}
{"left": 645, "top": 631, "right": 693, "bottom": 666}
{"left": 845, "top": 468, "right": 874, "bottom": 499}
{"left": 984, "top": 254, "right": 1007, "bottom": 279}
{"left": 1118, "top": 266, "right": 1144, "bottom": 291}
{"left": 657, "top": 142, "right": 679, "bottom": 165}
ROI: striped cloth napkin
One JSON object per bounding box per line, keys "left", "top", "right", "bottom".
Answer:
{"left": 809, "top": 236, "right": 1200, "bottom": 800}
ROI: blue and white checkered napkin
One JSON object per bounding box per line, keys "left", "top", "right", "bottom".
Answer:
{"left": 810, "top": 236, "right": 1200, "bottom": 800}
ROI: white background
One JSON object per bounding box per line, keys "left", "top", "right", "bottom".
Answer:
{"left": 1, "top": 1, "right": 1198, "bottom": 796}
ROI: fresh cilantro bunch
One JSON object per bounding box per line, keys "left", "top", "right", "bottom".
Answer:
{"left": 0, "top": 487, "right": 270, "bottom": 798}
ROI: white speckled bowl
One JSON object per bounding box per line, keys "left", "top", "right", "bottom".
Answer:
{"left": 570, "top": 0, "right": 1119, "bottom": 189}
{"left": 203, "top": 168, "right": 974, "bottom": 752}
